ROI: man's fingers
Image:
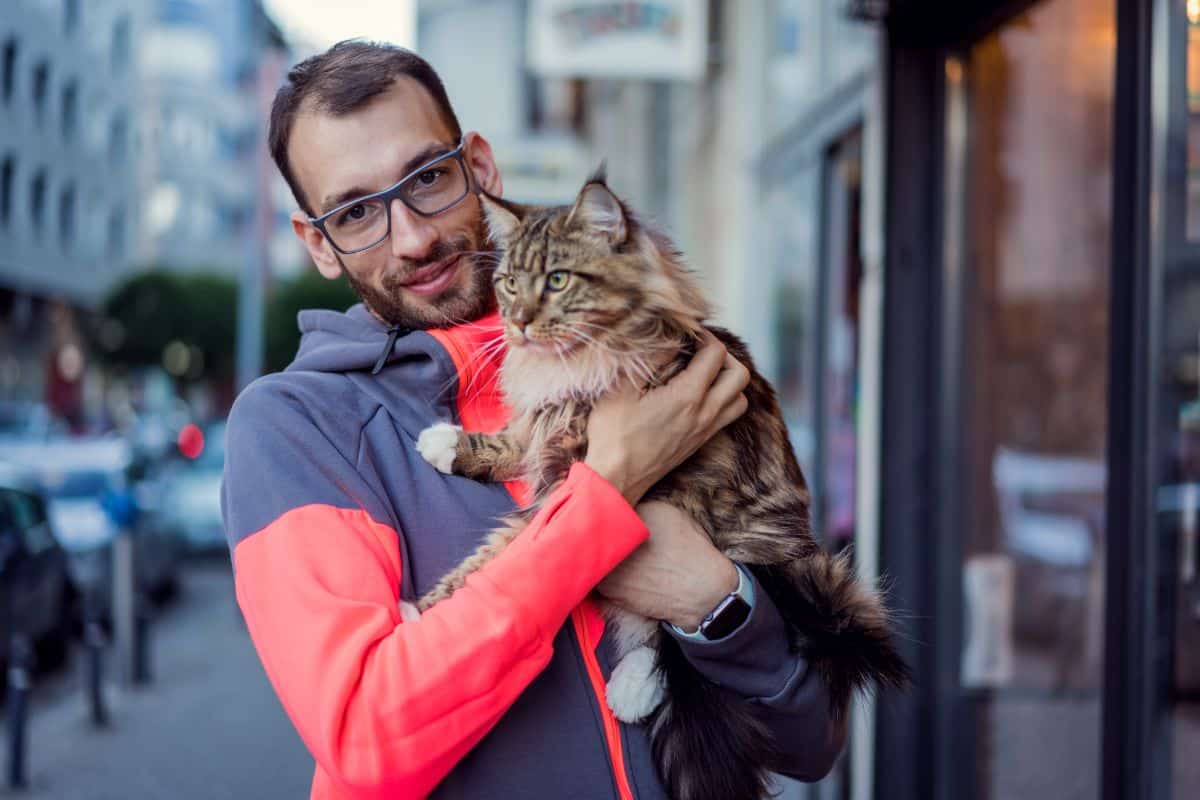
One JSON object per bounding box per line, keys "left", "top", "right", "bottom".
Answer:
{"left": 710, "top": 392, "right": 749, "bottom": 433}
{"left": 674, "top": 331, "right": 727, "bottom": 394}
{"left": 701, "top": 354, "right": 751, "bottom": 418}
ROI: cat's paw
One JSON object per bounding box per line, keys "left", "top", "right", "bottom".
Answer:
{"left": 417, "top": 423, "right": 462, "bottom": 474}
{"left": 606, "top": 646, "right": 665, "bottom": 723}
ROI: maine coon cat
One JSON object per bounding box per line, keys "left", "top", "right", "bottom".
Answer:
{"left": 415, "top": 170, "right": 907, "bottom": 800}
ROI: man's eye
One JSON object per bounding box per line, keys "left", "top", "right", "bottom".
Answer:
{"left": 416, "top": 168, "right": 445, "bottom": 186}
{"left": 337, "top": 203, "right": 370, "bottom": 225}
{"left": 546, "top": 271, "right": 570, "bottom": 291}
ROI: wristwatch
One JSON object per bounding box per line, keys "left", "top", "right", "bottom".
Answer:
{"left": 669, "top": 562, "right": 754, "bottom": 641}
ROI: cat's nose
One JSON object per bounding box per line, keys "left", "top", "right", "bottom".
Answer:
{"left": 513, "top": 319, "right": 528, "bottom": 334}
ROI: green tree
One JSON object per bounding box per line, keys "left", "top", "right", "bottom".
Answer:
{"left": 100, "top": 269, "right": 238, "bottom": 384}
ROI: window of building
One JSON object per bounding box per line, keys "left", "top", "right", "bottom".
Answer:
{"left": 111, "top": 16, "right": 131, "bottom": 74}
{"left": 64, "top": 0, "right": 80, "bottom": 35}
{"left": 30, "top": 169, "right": 46, "bottom": 237}
{"left": 0, "top": 156, "right": 14, "bottom": 228}
{"left": 109, "top": 112, "right": 128, "bottom": 163}
{"left": 61, "top": 80, "right": 77, "bottom": 141}
{"left": 1, "top": 39, "right": 16, "bottom": 105}
{"left": 31, "top": 60, "right": 48, "bottom": 122}
{"left": 58, "top": 183, "right": 75, "bottom": 248}
{"left": 108, "top": 206, "right": 125, "bottom": 259}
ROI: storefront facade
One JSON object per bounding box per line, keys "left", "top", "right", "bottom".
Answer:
{"left": 869, "top": 0, "right": 1199, "bottom": 798}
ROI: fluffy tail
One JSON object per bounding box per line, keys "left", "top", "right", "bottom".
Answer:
{"left": 650, "top": 636, "right": 777, "bottom": 800}
{"left": 764, "top": 550, "right": 910, "bottom": 714}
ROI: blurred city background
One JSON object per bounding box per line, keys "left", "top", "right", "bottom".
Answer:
{"left": 0, "top": 0, "right": 1196, "bottom": 799}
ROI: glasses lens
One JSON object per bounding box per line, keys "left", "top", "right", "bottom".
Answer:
{"left": 325, "top": 197, "right": 390, "bottom": 253}
{"left": 403, "top": 155, "right": 468, "bottom": 215}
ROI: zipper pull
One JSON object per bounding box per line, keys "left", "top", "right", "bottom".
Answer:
{"left": 371, "top": 325, "right": 408, "bottom": 375}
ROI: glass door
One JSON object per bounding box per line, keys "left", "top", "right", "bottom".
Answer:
{"left": 941, "top": 0, "right": 1116, "bottom": 797}
{"left": 1150, "top": 1, "right": 1200, "bottom": 795}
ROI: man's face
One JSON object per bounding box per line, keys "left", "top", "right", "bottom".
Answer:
{"left": 288, "top": 77, "right": 501, "bottom": 329}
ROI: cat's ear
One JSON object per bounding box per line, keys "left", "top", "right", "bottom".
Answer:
{"left": 566, "top": 172, "right": 628, "bottom": 245}
{"left": 480, "top": 194, "right": 522, "bottom": 245}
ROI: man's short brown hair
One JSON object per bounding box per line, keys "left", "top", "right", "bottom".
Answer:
{"left": 269, "top": 39, "right": 463, "bottom": 216}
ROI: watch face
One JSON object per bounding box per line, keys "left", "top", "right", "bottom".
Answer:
{"left": 701, "top": 595, "right": 751, "bottom": 641}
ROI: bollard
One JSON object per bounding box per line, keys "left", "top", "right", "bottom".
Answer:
{"left": 83, "top": 618, "right": 107, "bottom": 728}
{"left": 5, "top": 633, "right": 33, "bottom": 789}
{"left": 133, "top": 600, "right": 152, "bottom": 686}
{"left": 112, "top": 531, "right": 137, "bottom": 688}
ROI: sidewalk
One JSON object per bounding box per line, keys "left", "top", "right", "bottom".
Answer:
{"left": 1, "top": 561, "right": 313, "bottom": 800}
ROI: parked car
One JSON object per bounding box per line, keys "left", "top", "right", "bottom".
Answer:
{"left": 0, "top": 462, "right": 76, "bottom": 688}
{"left": 155, "top": 420, "right": 226, "bottom": 553}
{"left": 0, "top": 401, "right": 69, "bottom": 442}
{"left": 0, "top": 438, "right": 185, "bottom": 619}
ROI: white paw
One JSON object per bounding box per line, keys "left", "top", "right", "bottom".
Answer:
{"left": 606, "top": 646, "right": 665, "bottom": 723}
{"left": 417, "top": 423, "right": 462, "bottom": 474}
{"left": 398, "top": 601, "right": 421, "bottom": 622}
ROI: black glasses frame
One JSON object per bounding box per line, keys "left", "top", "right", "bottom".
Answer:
{"left": 308, "top": 140, "right": 474, "bottom": 255}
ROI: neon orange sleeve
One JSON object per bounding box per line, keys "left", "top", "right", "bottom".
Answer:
{"left": 232, "top": 462, "right": 646, "bottom": 800}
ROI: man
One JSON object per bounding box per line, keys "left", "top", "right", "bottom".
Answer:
{"left": 221, "top": 40, "right": 845, "bottom": 800}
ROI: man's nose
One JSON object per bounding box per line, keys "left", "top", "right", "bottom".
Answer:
{"left": 388, "top": 199, "right": 439, "bottom": 259}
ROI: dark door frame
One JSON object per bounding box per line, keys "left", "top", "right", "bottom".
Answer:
{"left": 874, "top": 0, "right": 1157, "bottom": 798}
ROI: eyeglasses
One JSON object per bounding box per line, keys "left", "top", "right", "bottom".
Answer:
{"left": 308, "top": 141, "right": 473, "bottom": 255}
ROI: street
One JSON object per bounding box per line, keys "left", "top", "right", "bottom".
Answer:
{"left": 1, "top": 561, "right": 313, "bottom": 800}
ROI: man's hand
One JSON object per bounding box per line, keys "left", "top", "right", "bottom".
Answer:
{"left": 584, "top": 330, "right": 750, "bottom": 506}
{"left": 597, "top": 501, "right": 739, "bottom": 631}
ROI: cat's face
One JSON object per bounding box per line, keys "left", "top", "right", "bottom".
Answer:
{"left": 483, "top": 178, "right": 675, "bottom": 358}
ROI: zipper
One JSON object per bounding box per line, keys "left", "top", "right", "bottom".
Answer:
{"left": 572, "top": 602, "right": 635, "bottom": 800}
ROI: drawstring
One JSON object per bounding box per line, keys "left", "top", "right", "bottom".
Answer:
{"left": 371, "top": 325, "right": 409, "bottom": 375}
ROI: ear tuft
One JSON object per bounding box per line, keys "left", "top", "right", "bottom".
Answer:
{"left": 586, "top": 161, "right": 609, "bottom": 187}
{"left": 480, "top": 193, "right": 522, "bottom": 245}
{"left": 566, "top": 178, "right": 627, "bottom": 245}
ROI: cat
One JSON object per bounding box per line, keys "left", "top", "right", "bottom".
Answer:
{"left": 415, "top": 168, "right": 908, "bottom": 800}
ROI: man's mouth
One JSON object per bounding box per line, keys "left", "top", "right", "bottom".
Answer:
{"left": 398, "top": 254, "right": 462, "bottom": 297}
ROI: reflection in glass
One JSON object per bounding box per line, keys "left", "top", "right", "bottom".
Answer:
{"left": 1164, "top": 3, "right": 1200, "bottom": 795}
{"left": 765, "top": 167, "right": 819, "bottom": 476}
{"left": 951, "top": 0, "right": 1114, "bottom": 796}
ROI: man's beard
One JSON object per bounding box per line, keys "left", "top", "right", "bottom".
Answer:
{"left": 341, "top": 216, "right": 496, "bottom": 330}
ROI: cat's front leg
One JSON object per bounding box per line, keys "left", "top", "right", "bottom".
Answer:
{"left": 603, "top": 604, "right": 666, "bottom": 723}
{"left": 416, "top": 423, "right": 526, "bottom": 482}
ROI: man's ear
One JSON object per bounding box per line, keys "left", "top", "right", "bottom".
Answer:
{"left": 463, "top": 131, "right": 503, "bottom": 196}
{"left": 565, "top": 173, "right": 627, "bottom": 245}
{"left": 480, "top": 194, "right": 522, "bottom": 245}
{"left": 291, "top": 211, "right": 343, "bottom": 280}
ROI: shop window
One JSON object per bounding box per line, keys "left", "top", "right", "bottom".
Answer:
{"left": 31, "top": 60, "right": 48, "bottom": 122}
{"left": 942, "top": 0, "right": 1116, "bottom": 795}
{"left": 0, "top": 156, "right": 13, "bottom": 228}
{"left": 1, "top": 38, "right": 16, "bottom": 105}
{"left": 30, "top": 169, "right": 46, "bottom": 237}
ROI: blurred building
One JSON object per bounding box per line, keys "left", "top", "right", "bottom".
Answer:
{"left": 0, "top": 0, "right": 146, "bottom": 422}
{"left": 137, "top": 0, "right": 298, "bottom": 277}
{"left": 417, "top": 0, "right": 592, "bottom": 207}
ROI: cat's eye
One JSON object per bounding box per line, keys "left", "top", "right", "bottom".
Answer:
{"left": 546, "top": 271, "right": 571, "bottom": 291}
{"left": 498, "top": 274, "right": 517, "bottom": 292}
